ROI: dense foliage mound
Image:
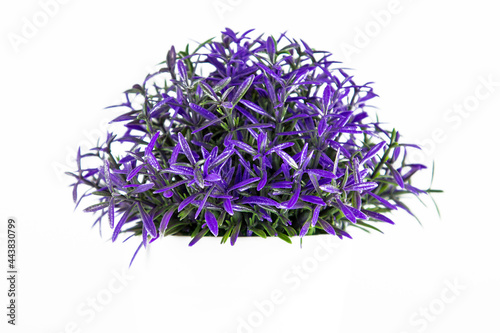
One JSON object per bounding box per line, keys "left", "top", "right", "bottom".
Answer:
{"left": 67, "top": 28, "right": 434, "bottom": 261}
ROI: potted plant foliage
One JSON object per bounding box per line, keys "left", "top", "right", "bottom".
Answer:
{"left": 67, "top": 28, "right": 438, "bottom": 264}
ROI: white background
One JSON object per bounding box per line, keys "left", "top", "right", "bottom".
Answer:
{"left": 1, "top": 0, "right": 499, "bottom": 332}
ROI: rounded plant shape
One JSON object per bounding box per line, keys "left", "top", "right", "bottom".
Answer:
{"left": 68, "top": 28, "right": 431, "bottom": 260}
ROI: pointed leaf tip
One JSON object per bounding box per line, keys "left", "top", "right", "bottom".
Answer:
{"left": 205, "top": 210, "right": 219, "bottom": 237}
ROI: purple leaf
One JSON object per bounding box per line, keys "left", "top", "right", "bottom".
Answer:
{"left": 103, "top": 160, "right": 112, "bottom": 190}
{"left": 194, "top": 168, "right": 205, "bottom": 188}
{"left": 112, "top": 206, "right": 132, "bottom": 242}
{"left": 166, "top": 165, "right": 194, "bottom": 176}
{"left": 300, "top": 195, "right": 326, "bottom": 206}
{"left": 192, "top": 116, "right": 225, "bottom": 134}
{"left": 127, "top": 164, "right": 144, "bottom": 181}
{"left": 274, "top": 149, "right": 298, "bottom": 169}
{"left": 317, "top": 218, "right": 336, "bottom": 236}
{"left": 76, "top": 147, "right": 82, "bottom": 170}
{"left": 159, "top": 209, "right": 175, "bottom": 233}
{"left": 131, "top": 183, "right": 155, "bottom": 194}
{"left": 322, "top": 85, "right": 332, "bottom": 110}
{"left": 362, "top": 210, "right": 395, "bottom": 224}
{"left": 311, "top": 206, "right": 321, "bottom": 227}
{"left": 269, "top": 181, "right": 293, "bottom": 189}
{"left": 205, "top": 173, "right": 222, "bottom": 182}
{"left": 214, "top": 77, "right": 232, "bottom": 92}
{"left": 205, "top": 210, "right": 219, "bottom": 236}
{"left": 145, "top": 153, "right": 160, "bottom": 170}
{"left": 239, "top": 196, "right": 278, "bottom": 206}
{"left": 361, "top": 141, "right": 386, "bottom": 165}
{"left": 178, "top": 132, "right": 196, "bottom": 165}
{"left": 129, "top": 241, "right": 143, "bottom": 267}
{"left": 228, "top": 177, "right": 260, "bottom": 191}
{"left": 153, "top": 179, "right": 189, "bottom": 193}
{"left": 344, "top": 182, "right": 378, "bottom": 192}
{"left": 267, "top": 142, "right": 295, "bottom": 154}
{"left": 150, "top": 99, "right": 170, "bottom": 117}
{"left": 392, "top": 146, "right": 401, "bottom": 161}
{"left": 368, "top": 192, "right": 397, "bottom": 210}
{"left": 257, "top": 132, "right": 268, "bottom": 153}
{"left": 335, "top": 198, "right": 357, "bottom": 223}
{"left": 319, "top": 184, "right": 341, "bottom": 194}
{"left": 83, "top": 201, "right": 109, "bottom": 213}
{"left": 299, "top": 143, "right": 309, "bottom": 166}
{"left": 255, "top": 62, "right": 283, "bottom": 84}
{"left": 299, "top": 220, "right": 311, "bottom": 237}
{"left": 108, "top": 198, "right": 115, "bottom": 229}
{"left": 210, "top": 146, "right": 234, "bottom": 170}
{"left": 328, "top": 140, "right": 351, "bottom": 158}
{"left": 232, "top": 75, "right": 255, "bottom": 104}
{"left": 199, "top": 81, "right": 218, "bottom": 101}
{"left": 387, "top": 164, "right": 405, "bottom": 189}
{"left": 230, "top": 220, "right": 241, "bottom": 246}
{"left": 137, "top": 203, "right": 157, "bottom": 238}
{"left": 224, "top": 198, "right": 234, "bottom": 215}
{"left": 287, "top": 186, "right": 301, "bottom": 209}
{"left": 349, "top": 205, "right": 367, "bottom": 219}
{"left": 72, "top": 182, "right": 79, "bottom": 203}
{"left": 266, "top": 36, "right": 275, "bottom": 56}
{"left": 195, "top": 187, "right": 215, "bottom": 219}
{"left": 145, "top": 131, "right": 160, "bottom": 156}
{"left": 257, "top": 170, "right": 267, "bottom": 191}
{"left": 318, "top": 118, "right": 327, "bottom": 137}
{"left": 189, "top": 227, "right": 210, "bottom": 246}
{"left": 177, "top": 60, "right": 187, "bottom": 80}
{"left": 240, "top": 99, "right": 272, "bottom": 118}
{"left": 189, "top": 102, "right": 218, "bottom": 120}
{"left": 167, "top": 45, "right": 176, "bottom": 70}
{"left": 306, "top": 169, "right": 338, "bottom": 179}
{"left": 170, "top": 144, "right": 181, "bottom": 164}
{"left": 178, "top": 193, "right": 198, "bottom": 212}
{"left": 281, "top": 163, "right": 290, "bottom": 180}
{"left": 231, "top": 140, "right": 257, "bottom": 155}
{"left": 405, "top": 184, "right": 426, "bottom": 195}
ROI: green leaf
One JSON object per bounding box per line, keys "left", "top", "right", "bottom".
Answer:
{"left": 221, "top": 225, "right": 233, "bottom": 244}
{"left": 356, "top": 221, "right": 384, "bottom": 234}
{"left": 350, "top": 224, "right": 370, "bottom": 233}
{"left": 261, "top": 221, "right": 278, "bottom": 237}
{"left": 249, "top": 227, "right": 267, "bottom": 238}
{"left": 277, "top": 232, "right": 292, "bottom": 244}
{"left": 214, "top": 77, "right": 231, "bottom": 93}
{"left": 283, "top": 225, "right": 297, "bottom": 237}
{"left": 92, "top": 190, "right": 112, "bottom": 197}
{"left": 192, "top": 37, "right": 215, "bottom": 54}
{"left": 341, "top": 168, "right": 349, "bottom": 189}
{"left": 164, "top": 221, "right": 190, "bottom": 236}
{"left": 83, "top": 202, "right": 109, "bottom": 213}
{"left": 232, "top": 75, "right": 254, "bottom": 105}
{"left": 178, "top": 205, "right": 196, "bottom": 220}
{"left": 190, "top": 225, "right": 201, "bottom": 238}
